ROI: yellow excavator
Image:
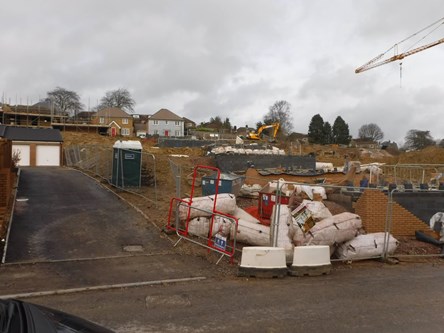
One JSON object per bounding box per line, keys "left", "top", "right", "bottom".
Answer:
{"left": 246, "top": 123, "right": 280, "bottom": 141}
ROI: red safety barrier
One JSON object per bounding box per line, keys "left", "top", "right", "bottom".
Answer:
{"left": 166, "top": 165, "right": 238, "bottom": 261}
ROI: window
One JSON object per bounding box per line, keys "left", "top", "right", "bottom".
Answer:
{"left": 175, "top": 130, "right": 181, "bottom": 136}
{"left": 153, "top": 120, "right": 158, "bottom": 125}
{"left": 165, "top": 121, "right": 169, "bottom": 125}
{"left": 122, "top": 118, "right": 128, "bottom": 124}
{"left": 121, "top": 128, "right": 130, "bottom": 136}
{"left": 99, "top": 117, "right": 105, "bottom": 124}
{"left": 175, "top": 121, "right": 180, "bottom": 126}
{"left": 154, "top": 130, "right": 158, "bottom": 135}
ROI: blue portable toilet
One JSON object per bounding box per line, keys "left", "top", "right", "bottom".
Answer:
{"left": 111, "top": 140, "right": 142, "bottom": 187}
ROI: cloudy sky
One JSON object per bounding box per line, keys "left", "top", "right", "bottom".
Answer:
{"left": 1, "top": 1, "right": 443, "bottom": 144}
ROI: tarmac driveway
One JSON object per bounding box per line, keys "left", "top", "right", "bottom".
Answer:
{"left": 5, "top": 167, "right": 170, "bottom": 263}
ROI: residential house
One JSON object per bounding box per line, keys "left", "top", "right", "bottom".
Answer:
{"left": 0, "top": 125, "right": 63, "bottom": 166}
{"left": 91, "top": 107, "right": 134, "bottom": 137}
{"left": 148, "top": 109, "right": 184, "bottom": 137}
{"left": 132, "top": 114, "right": 149, "bottom": 137}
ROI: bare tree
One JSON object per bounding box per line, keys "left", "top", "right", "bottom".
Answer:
{"left": 358, "top": 123, "right": 384, "bottom": 142}
{"left": 404, "top": 129, "right": 435, "bottom": 150}
{"left": 46, "top": 87, "right": 84, "bottom": 117}
{"left": 98, "top": 88, "right": 135, "bottom": 113}
{"left": 263, "top": 100, "right": 293, "bottom": 135}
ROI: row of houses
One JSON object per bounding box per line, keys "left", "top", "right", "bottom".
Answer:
{"left": 0, "top": 104, "right": 196, "bottom": 138}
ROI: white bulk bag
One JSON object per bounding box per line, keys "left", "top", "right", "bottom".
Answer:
{"left": 302, "top": 200, "right": 332, "bottom": 221}
{"left": 188, "top": 215, "right": 233, "bottom": 238}
{"left": 303, "top": 212, "right": 362, "bottom": 247}
{"left": 311, "top": 186, "right": 327, "bottom": 200}
{"left": 178, "top": 193, "right": 237, "bottom": 220}
{"left": 231, "top": 219, "right": 270, "bottom": 246}
{"left": 335, "top": 232, "right": 399, "bottom": 260}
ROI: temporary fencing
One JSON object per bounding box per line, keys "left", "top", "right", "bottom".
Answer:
{"left": 265, "top": 178, "right": 444, "bottom": 262}
{"left": 64, "top": 144, "right": 158, "bottom": 206}
{"left": 166, "top": 165, "right": 239, "bottom": 264}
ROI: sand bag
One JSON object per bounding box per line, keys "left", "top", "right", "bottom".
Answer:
{"left": 335, "top": 232, "right": 399, "bottom": 260}
{"left": 178, "top": 193, "right": 236, "bottom": 220}
{"left": 303, "top": 212, "right": 362, "bottom": 246}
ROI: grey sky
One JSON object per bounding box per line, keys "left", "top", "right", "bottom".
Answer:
{"left": 1, "top": 1, "right": 443, "bottom": 144}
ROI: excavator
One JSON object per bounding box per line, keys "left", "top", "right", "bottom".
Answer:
{"left": 246, "top": 123, "right": 280, "bottom": 141}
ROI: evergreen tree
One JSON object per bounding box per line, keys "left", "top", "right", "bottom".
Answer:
{"left": 307, "top": 114, "right": 325, "bottom": 144}
{"left": 332, "top": 116, "right": 351, "bottom": 144}
{"left": 322, "top": 121, "right": 332, "bottom": 144}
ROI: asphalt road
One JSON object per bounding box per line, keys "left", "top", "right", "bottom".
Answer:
{"left": 17, "top": 262, "right": 444, "bottom": 333}
{"left": 5, "top": 167, "right": 170, "bottom": 262}
{"left": 2, "top": 167, "right": 444, "bottom": 332}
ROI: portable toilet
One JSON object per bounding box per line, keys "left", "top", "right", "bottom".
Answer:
{"left": 111, "top": 140, "right": 142, "bottom": 187}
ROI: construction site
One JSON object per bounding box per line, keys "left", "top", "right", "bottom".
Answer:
{"left": 1, "top": 11, "right": 444, "bottom": 333}
{"left": 3, "top": 130, "right": 441, "bottom": 268}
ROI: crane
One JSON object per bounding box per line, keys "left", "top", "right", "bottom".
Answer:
{"left": 355, "top": 17, "right": 444, "bottom": 74}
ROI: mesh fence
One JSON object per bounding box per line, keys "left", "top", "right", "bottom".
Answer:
{"left": 64, "top": 144, "right": 158, "bottom": 206}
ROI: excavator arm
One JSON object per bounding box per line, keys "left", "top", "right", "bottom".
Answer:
{"left": 246, "top": 123, "right": 280, "bottom": 141}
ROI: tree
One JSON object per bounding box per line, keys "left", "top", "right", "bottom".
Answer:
{"left": 263, "top": 100, "right": 293, "bottom": 135}
{"left": 222, "top": 117, "right": 232, "bottom": 131}
{"left": 307, "top": 114, "right": 325, "bottom": 144}
{"left": 46, "top": 87, "right": 83, "bottom": 118}
{"left": 322, "top": 121, "right": 332, "bottom": 144}
{"left": 404, "top": 130, "right": 435, "bottom": 150}
{"left": 358, "top": 123, "right": 384, "bottom": 142}
{"left": 98, "top": 88, "right": 135, "bottom": 113}
{"left": 332, "top": 116, "right": 351, "bottom": 145}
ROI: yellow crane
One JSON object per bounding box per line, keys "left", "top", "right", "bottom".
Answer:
{"left": 355, "top": 17, "right": 444, "bottom": 73}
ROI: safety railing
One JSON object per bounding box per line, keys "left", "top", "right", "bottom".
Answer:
{"left": 166, "top": 165, "right": 239, "bottom": 264}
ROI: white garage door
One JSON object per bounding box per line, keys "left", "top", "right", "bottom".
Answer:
{"left": 36, "top": 145, "right": 60, "bottom": 166}
{"left": 12, "top": 145, "right": 31, "bottom": 166}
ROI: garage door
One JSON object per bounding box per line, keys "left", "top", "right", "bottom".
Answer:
{"left": 36, "top": 145, "right": 60, "bottom": 166}
{"left": 12, "top": 145, "right": 31, "bottom": 166}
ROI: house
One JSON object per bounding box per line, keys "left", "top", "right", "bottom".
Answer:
{"left": 148, "top": 109, "right": 184, "bottom": 137}
{"left": 91, "top": 107, "right": 134, "bottom": 137}
{"left": 132, "top": 114, "right": 149, "bottom": 137}
{"left": 182, "top": 117, "right": 196, "bottom": 136}
{"left": 0, "top": 103, "right": 67, "bottom": 128}
{"left": 0, "top": 125, "right": 63, "bottom": 166}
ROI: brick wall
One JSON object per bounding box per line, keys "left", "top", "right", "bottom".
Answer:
{"left": 0, "top": 139, "right": 12, "bottom": 168}
{"left": 354, "top": 190, "right": 438, "bottom": 238}
{"left": 0, "top": 169, "right": 12, "bottom": 213}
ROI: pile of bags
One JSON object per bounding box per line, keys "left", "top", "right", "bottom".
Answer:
{"left": 210, "top": 145, "right": 286, "bottom": 155}
{"left": 177, "top": 187, "right": 399, "bottom": 261}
